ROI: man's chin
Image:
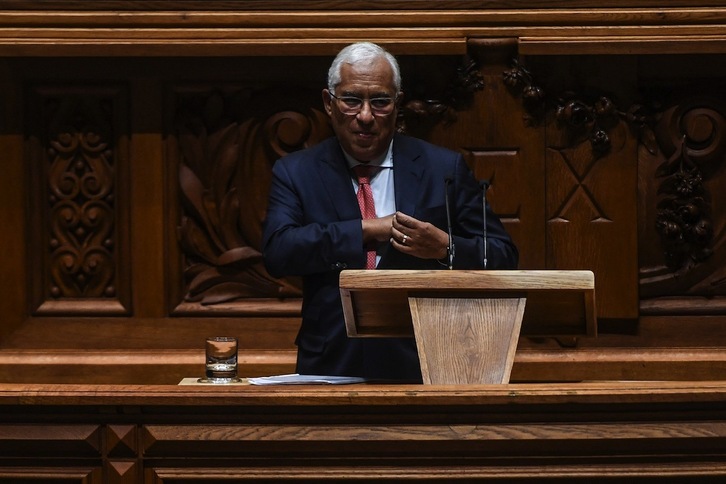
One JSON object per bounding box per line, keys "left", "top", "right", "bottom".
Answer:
{"left": 350, "top": 145, "right": 382, "bottom": 162}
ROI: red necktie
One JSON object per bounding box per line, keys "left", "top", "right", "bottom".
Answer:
{"left": 354, "top": 165, "right": 378, "bottom": 269}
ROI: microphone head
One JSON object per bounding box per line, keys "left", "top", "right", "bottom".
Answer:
{"left": 480, "top": 179, "right": 491, "bottom": 191}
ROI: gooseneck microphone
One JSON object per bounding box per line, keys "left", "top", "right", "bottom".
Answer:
{"left": 480, "top": 180, "right": 490, "bottom": 269}
{"left": 444, "top": 177, "right": 455, "bottom": 270}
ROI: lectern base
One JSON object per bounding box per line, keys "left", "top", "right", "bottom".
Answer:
{"left": 410, "top": 296, "right": 526, "bottom": 384}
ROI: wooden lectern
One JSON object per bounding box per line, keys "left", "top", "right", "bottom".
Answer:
{"left": 340, "top": 270, "right": 596, "bottom": 385}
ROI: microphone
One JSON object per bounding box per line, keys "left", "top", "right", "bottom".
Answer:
{"left": 444, "top": 177, "right": 455, "bottom": 270}
{"left": 480, "top": 180, "right": 490, "bottom": 269}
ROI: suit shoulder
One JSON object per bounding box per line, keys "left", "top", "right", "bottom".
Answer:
{"left": 274, "top": 136, "right": 339, "bottom": 168}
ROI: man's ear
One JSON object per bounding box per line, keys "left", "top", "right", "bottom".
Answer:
{"left": 322, "top": 89, "right": 333, "bottom": 116}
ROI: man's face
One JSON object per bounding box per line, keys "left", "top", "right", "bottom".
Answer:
{"left": 323, "top": 58, "right": 400, "bottom": 163}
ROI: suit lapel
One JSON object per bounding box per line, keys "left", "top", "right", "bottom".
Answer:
{"left": 376, "top": 136, "right": 425, "bottom": 265}
{"left": 393, "top": 135, "right": 424, "bottom": 215}
{"left": 316, "top": 140, "right": 360, "bottom": 221}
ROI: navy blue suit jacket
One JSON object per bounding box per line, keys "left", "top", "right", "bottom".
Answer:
{"left": 262, "top": 134, "right": 518, "bottom": 380}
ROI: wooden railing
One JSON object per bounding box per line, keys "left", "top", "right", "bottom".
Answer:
{"left": 0, "top": 381, "right": 725, "bottom": 482}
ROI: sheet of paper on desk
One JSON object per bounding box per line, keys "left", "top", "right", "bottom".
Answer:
{"left": 248, "top": 373, "right": 367, "bottom": 385}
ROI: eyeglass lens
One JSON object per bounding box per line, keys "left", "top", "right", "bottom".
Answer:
{"left": 333, "top": 94, "right": 395, "bottom": 115}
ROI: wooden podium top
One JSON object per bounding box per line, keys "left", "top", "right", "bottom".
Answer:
{"left": 340, "top": 270, "right": 596, "bottom": 338}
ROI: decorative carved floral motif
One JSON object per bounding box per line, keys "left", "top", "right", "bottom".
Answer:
{"left": 502, "top": 59, "right": 546, "bottom": 126}
{"left": 44, "top": 97, "right": 117, "bottom": 299}
{"left": 652, "top": 103, "right": 722, "bottom": 272}
{"left": 504, "top": 59, "right": 650, "bottom": 158}
{"left": 174, "top": 89, "right": 328, "bottom": 305}
{"left": 398, "top": 57, "right": 484, "bottom": 132}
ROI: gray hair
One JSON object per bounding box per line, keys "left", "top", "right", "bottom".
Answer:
{"left": 327, "top": 42, "right": 401, "bottom": 94}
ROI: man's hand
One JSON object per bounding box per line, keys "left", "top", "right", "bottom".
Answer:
{"left": 362, "top": 214, "right": 395, "bottom": 244}
{"left": 390, "top": 211, "right": 448, "bottom": 260}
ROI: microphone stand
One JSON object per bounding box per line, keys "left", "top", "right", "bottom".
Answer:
{"left": 444, "top": 178, "right": 455, "bottom": 270}
{"left": 480, "top": 180, "right": 490, "bottom": 269}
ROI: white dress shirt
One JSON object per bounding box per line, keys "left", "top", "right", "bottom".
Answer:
{"left": 343, "top": 140, "right": 396, "bottom": 266}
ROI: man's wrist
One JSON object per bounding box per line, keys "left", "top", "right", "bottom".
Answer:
{"left": 362, "top": 217, "right": 391, "bottom": 243}
{"left": 436, "top": 245, "right": 450, "bottom": 267}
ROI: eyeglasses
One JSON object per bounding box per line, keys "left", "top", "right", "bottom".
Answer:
{"left": 329, "top": 93, "right": 397, "bottom": 116}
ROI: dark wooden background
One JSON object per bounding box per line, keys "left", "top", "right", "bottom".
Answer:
{"left": 1, "top": 1, "right": 726, "bottom": 384}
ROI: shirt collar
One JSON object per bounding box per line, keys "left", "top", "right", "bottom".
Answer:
{"left": 343, "top": 140, "right": 394, "bottom": 171}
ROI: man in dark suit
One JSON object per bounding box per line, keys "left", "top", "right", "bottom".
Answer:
{"left": 262, "top": 42, "right": 518, "bottom": 381}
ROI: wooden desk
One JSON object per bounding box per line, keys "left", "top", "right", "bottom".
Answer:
{"left": 1, "top": 381, "right": 725, "bottom": 482}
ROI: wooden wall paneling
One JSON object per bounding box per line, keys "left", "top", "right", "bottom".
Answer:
{"left": 2, "top": 3, "right": 726, "bottom": 58}
{"left": 468, "top": 39, "right": 547, "bottom": 270}
{"left": 501, "top": 52, "right": 726, "bottom": 378}
{"left": 544, "top": 123, "right": 640, "bottom": 320}
{"left": 0, "top": 60, "right": 26, "bottom": 343}
{"left": 0, "top": 58, "right": 300, "bottom": 384}
{"left": 130, "top": 76, "right": 166, "bottom": 320}
{"left": 0, "top": 4, "right": 726, "bottom": 384}
{"left": 518, "top": 55, "right": 640, "bottom": 320}
{"left": 488, "top": 52, "right": 640, "bottom": 320}
{"left": 630, "top": 57, "right": 726, "bottom": 362}
{"left": 160, "top": 58, "right": 337, "bottom": 377}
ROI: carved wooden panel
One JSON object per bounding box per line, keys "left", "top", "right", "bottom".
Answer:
{"left": 0, "top": 422, "right": 139, "bottom": 483}
{"left": 0, "top": 382, "right": 724, "bottom": 482}
{"left": 639, "top": 89, "right": 726, "bottom": 314}
{"left": 106, "top": 424, "right": 139, "bottom": 484}
{"left": 0, "top": 423, "right": 102, "bottom": 456}
{"left": 545, "top": 116, "right": 639, "bottom": 319}
{"left": 503, "top": 55, "right": 726, "bottom": 320}
{"left": 26, "top": 85, "right": 130, "bottom": 316}
{"left": 166, "top": 86, "right": 328, "bottom": 314}
{"left": 504, "top": 56, "right": 641, "bottom": 319}
{"left": 0, "top": 468, "right": 102, "bottom": 483}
